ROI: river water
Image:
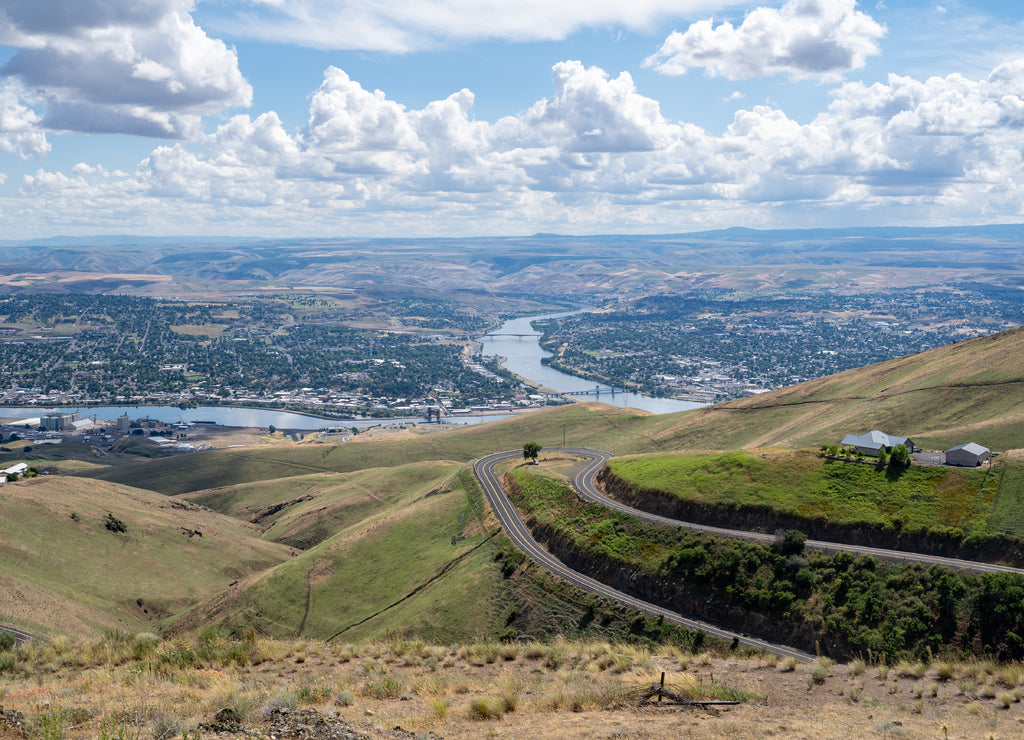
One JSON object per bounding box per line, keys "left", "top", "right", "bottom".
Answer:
{"left": 0, "top": 405, "right": 511, "bottom": 431}
{"left": 479, "top": 312, "right": 704, "bottom": 415}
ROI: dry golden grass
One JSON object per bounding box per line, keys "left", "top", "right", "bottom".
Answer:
{"left": 3, "top": 635, "right": 1024, "bottom": 739}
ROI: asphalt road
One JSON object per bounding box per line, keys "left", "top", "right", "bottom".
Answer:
{"left": 0, "top": 625, "right": 35, "bottom": 646}
{"left": 473, "top": 448, "right": 815, "bottom": 661}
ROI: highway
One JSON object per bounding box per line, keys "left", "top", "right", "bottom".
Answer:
{"left": 473, "top": 449, "right": 815, "bottom": 661}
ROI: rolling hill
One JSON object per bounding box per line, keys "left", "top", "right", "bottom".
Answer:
{"left": 0, "top": 476, "right": 290, "bottom": 638}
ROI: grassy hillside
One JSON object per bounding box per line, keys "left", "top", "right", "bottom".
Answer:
{"left": 508, "top": 466, "right": 1024, "bottom": 662}
{"left": 182, "top": 461, "right": 463, "bottom": 549}
{"left": 605, "top": 450, "right": 1007, "bottom": 536}
{"left": 0, "top": 476, "right": 290, "bottom": 638}
{"left": 171, "top": 465, "right": 524, "bottom": 644}
{"left": 24, "top": 631, "right": 1024, "bottom": 740}
{"left": 30, "top": 324, "right": 1023, "bottom": 646}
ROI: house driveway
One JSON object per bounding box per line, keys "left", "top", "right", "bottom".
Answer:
{"left": 912, "top": 451, "right": 945, "bottom": 466}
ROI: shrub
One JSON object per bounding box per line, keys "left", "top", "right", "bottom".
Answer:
{"left": 334, "top": 690, "right": 354, "bottom": 707}
{"left": 258, "top": 692, "right": 297, "bottom": 720}
{"left": 149, "top": 714, "right": 184, "bottom": 740}
{"left": 774, "top": 530, "right": 807, "bottom": 556}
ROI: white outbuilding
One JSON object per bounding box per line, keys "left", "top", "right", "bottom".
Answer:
{"left": 0, "top": 462, "right": 28, "bottom": 482}
{"left": 945, "top": 442, "right": 991, "bottom": 467}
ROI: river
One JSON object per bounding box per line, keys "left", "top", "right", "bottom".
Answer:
{"left": 0, "top": 405, "right": 512, "bottom": 431}
{"left": 479, "top": 311, "right": 704, "bottom": 415}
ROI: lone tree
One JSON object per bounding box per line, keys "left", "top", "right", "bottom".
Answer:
{"left": 889, "top": 443, "right": 911, "bottom": 467}
{"left": 523, "top": 442, "right": 542, "bottom": 465}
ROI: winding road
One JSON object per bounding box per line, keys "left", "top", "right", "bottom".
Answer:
{"left": 473, "top": 448, "right": 815, "bottom": 661}
{"left": 474, "top": 447, "right": 1024, "bottom": 662}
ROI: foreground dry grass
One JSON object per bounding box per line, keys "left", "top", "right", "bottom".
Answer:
{"left": 3, "top": 634, "right": 1024, "bottom": 739}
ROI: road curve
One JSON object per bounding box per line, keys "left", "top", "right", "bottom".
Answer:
{"left": 0, "top": 625, "right": 35, "bottom": 646}
{"left": 473, "top": 449, "right": 814, "bottom": 661}
{"left": 566, "top": 448, "right": 1024, "bottom": 576}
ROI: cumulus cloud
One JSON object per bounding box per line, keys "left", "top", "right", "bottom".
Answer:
{"left": 0, "top": 0, "right": 251, "bottom": 138}
{"left": 645, "top": 0, "right": 886, "bottom": 80}
{"left": 11, "top": 57, "right": 1024, "bottom": 236}
{"left": 208, "top": 0, "right": 725, "bottom": 52}
{"left": 0, "top": 82, "right": 49, "bottom": 158}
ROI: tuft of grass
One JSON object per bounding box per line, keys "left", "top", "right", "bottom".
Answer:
{"left": 468, "top": 696, "right": 507, "bottom": 720}
{"left": 257, "top": 691, "right": 297, "bottom": 719}
{"left": 361, "top": 673, "right": 403, "bottom": 700}
{"left": 430, "top": 697, "right": 449, "bottom": 721}
{"left": 896, "top": 662, "right": 928, "bottom": 680}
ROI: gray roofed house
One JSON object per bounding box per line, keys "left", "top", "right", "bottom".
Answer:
{"left": 840, "top": 430, "right": 918, "bottom": 457}
{"left": 945, "top": 442, "right": 991, "bottom": 467}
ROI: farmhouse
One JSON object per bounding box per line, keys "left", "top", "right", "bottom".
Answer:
{"left": 840, "top": 430, "right": 918, "bottom": 457}
{"left": 0, "top": 462, "right": 28, "bottom": 483}
{"left": 945, "top": 442, "right": 991, "bottom": 467}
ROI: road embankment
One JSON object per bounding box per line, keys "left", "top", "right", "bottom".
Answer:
{"left": 504, "top": 472, "right": 820, "bottom": 655}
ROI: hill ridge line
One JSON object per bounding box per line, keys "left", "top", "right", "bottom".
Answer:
{"left": 720, "top": 378, "right": 1024, "bottom": 412}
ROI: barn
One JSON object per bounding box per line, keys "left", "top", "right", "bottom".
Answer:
{"left": 945, "top": 442, "right": 991, "bottom": 467}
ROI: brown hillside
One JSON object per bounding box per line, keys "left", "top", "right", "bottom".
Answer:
{"left": 646, "top": 325, "right": 1024, "bottom": 452}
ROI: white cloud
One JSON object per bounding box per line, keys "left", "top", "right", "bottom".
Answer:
{"left": 0, "top": 82, "right": 49, "bottom": 158}
{"left": 209, "top": 0, "right": 738, "bottom": 52}
{"left": 0, "top": 0, "right": 251, "bottom": 138}
{"left": 645, "top": 0, "right": 886, "bottom": 80}
{"left": 11, "top": 57, "right": 1024, "bottom": 236}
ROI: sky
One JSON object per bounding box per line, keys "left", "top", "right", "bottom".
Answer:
{"left": 1, "top": 0, "right": 1024, "bottom": 238}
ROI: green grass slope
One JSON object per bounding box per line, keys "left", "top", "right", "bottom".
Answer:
{"left": 171, "top": 468, "right": 515, "bottom": 643}
{"left": 0, "top": 476, "right": 290, "bottom": 638}
{"left": 606, "top": 450, "right": 1009, "bottom": 536}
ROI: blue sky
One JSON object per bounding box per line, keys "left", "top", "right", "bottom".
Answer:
{"left": 1, "top": 0, "right": 1023, "bottom": 238}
